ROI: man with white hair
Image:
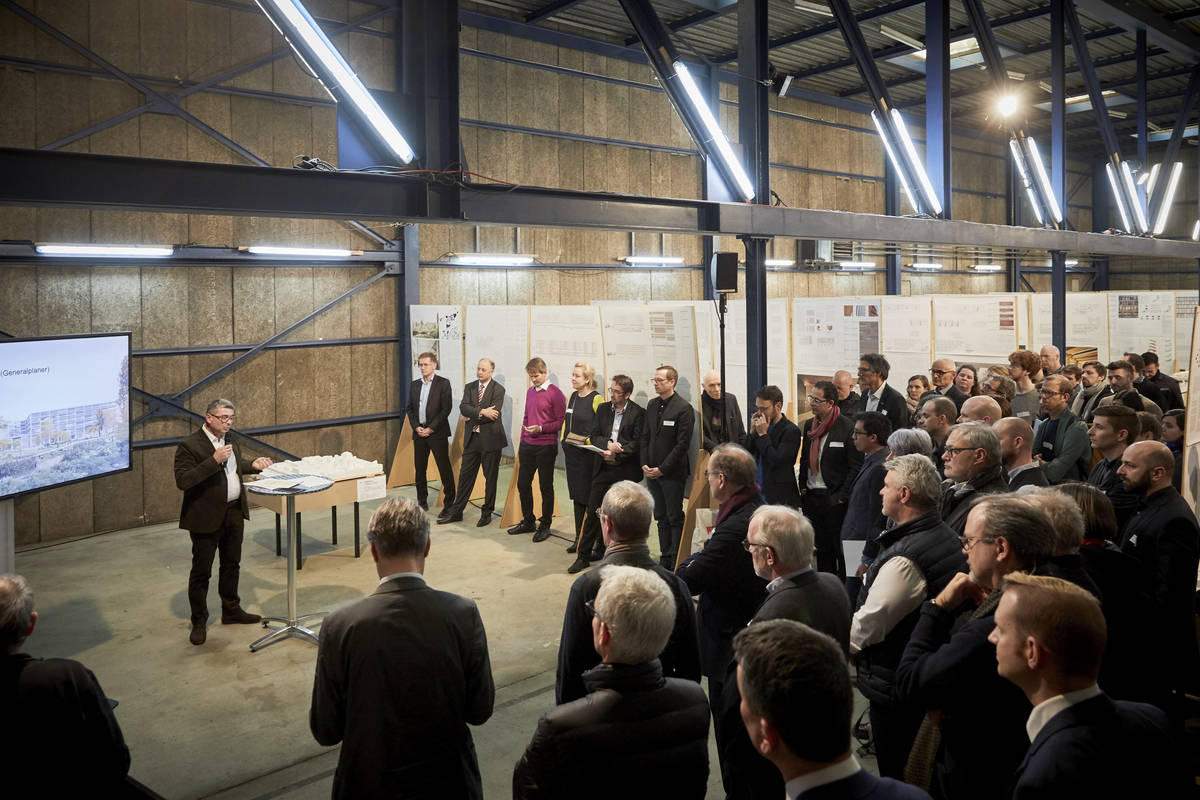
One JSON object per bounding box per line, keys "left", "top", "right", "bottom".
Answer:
{"left": 921, "top": 358, "right": 968, "bottom": 412}
{"left": 514, "top": 566, "right": 711, "bottom": 799}
{"left": 700, "top": 369, "right": 746, "bottom": 452}
{"left": 833, "top": 369, "right": 860, "bottom": 416}
{"left": 1039, "top": 344, "right": 1063, "bottom": 376}
{"left": 940, "top": 422, "right": 1008, "bottom": 535}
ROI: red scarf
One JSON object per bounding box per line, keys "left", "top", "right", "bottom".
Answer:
{"left": 807, "top": 405, "right": 841, "bottom": 476}
{"left": 716, "top": 484, "right": 760, "bottom": 526}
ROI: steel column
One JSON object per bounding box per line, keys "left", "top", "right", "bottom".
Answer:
{"left": 1137, "top": 31, "right": 1149, "bottom": 180}
{"left": 1051, "top": 0, "right": 1066, "bottom": 221}
{"left": 1050, "top": 250, "right": 1066, "bottom": 355}
{"left": 927, "top": 0, "right": 953, "bottom": 218}
{"left": 739, "top": 0, "right": 770, "bottom": 396}
{"left": 401, "top": 227, "right": 419, "bottom": 394}
{"left": 885, "top": 161, "right": 902, "bottom": 295}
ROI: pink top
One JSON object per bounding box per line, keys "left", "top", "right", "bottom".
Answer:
{"left": 522, "top": 383, "right": 567, "bottom": 446}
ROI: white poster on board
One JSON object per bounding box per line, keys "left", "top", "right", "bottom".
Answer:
{"left": 529, "top": 305, "right": 604, "bottom": 396}
{"left": 1174, "top": 292, "right": 1197, "bottom": 374}
{"left": 465, "top": 305, "right": 529, "bottom": 457}
{"left": 1028, "top": 293, "right": 1110, "bottom": 367}
{"left": 792, "top": 297, "right": 881, "bottom": 417}
{"left": 410, "top": 305, "right": 465, "bottom": 392}
{"left": 1108, "top": 292, "right": 1175, "bottom": 371}
{"left": 880, "top": 295, "right": 933, "bottom": 398}
{"left": 932, "top": 295, "right": 1020, "bottom": 370}
{"left": 600, "top": 305, "right": 701, "bottom": 410}
{"left": 650, "top": 299, "right": 717, "bottom": 379}
{"left": 727, "top": 298, "right": 792, "bottom": 414}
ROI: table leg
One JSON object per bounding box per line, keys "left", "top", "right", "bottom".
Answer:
{"left": 296, "top": 513, "right": 303, "bottom": 571}
{"left": 331, "top": 506, "right": 338, "bottom": 545}
{"left": 274, "top": 514, "right": 281, "bottom": 557}
{"left": 251, "top": 493, "right": 326, "bottom": 653}
{"left": 354, "top": 501, "right": 361, "bottom": 558}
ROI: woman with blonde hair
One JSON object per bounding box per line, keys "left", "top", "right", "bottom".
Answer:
{"left": 562, "top": 362, "right": 604, "bottom": 560}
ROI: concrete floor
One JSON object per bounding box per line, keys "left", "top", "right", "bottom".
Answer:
{"left": 15, "top": 466, "right": 875, "bottom": 800}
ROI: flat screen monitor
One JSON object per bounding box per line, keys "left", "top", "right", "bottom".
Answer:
{"left": 0, "top": 332, "right": 132, "bottom": 501}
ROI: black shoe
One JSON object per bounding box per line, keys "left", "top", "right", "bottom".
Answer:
{"left": 532, "top": 526, "right": 552, "bottom": 543}
{"left": 189, "top": 624, "right": 206, "bottom": 646}
{"left": 476, "top": 513, "right": 492, "bottom": 527}
{"left": 566, "top": 542, "right": 578, "bottom": 554}
{"left": 221, "top": 608, "right": 262, "bottom": 625}
{"left": 438, "top": 512, "right": 463, "bottom": 524}
{"left": 589, "top": 550, "right": 606, "bottom": 563}
{"left": 508, "top": 521, "right": 536, "bottom": 535}
{"left": 567, "top": 558, "right": 590, "bottom": 574}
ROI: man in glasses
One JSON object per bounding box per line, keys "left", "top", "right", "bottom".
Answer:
{"left": 744, "top": 384, "right": 802, "bottom": 507}
{"left": 851, "top": 454, "right": 962, "bottom": 780}
{"left": 841, "top": 411, "right": 892, "bottom": 604}
{"left": 919, "top": 358, "right": 967, "bottom": 414}
{"left": 800, "top": 381, "right": 862, "bottom": 579}
{"left": 174, "top": 398, "right": 273, "bottom": 646}
{"left": 940, "top": 422, "right": 1008, "bottom": 536}
{"left": 641, "top": 365, "right": 695, "bottom": 569}
{"left": 856, "top": 353, "right": 909, "bottom": 428}
{"left": 914, "top": 396, "right": 955, "bottom": 478}
{"left": 1030, "top": 374, "right": 1091, "bottom": 483}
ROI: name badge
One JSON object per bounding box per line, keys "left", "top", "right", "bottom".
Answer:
{"left": 1044, "top": 442, "right": 1054, "bottom": 451}
{"left": 881, "top": 410, "right": 888, "bottom": 416}
{"left": 566, "top": 408, "right": 574, "bottom": 414}
{"left": 1127, "top": 534, "right": 1138, "bottom": 546}
{"left": 829, "top": 441, "right": 844, "bottom": 448}
{"left": 664, "top": 420, "right": 676, "bottom": 427}
{"left": 1017, "top": 411, "right": 1030, "bottom": 418}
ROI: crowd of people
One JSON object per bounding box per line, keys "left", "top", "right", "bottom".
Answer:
{"left": 5, "top": 344, "right": 1198, "bottom": 799}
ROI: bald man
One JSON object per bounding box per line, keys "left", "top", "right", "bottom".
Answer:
{"left": 919, "top": 358, "right": 967, "bottom": 412}
{"left": 1039, "top": 344, "right": 1063, "bottom": 376}
{"left": 995, "top": 417, "right": 1048, "bottom": 490}
{"left": 957, "top": 395, "right": 1001, "bottom": 426}
{"left": 700, "top": 370, "right": 746, "bottom": 452}
{"left": 833, "top": 370, "right": 860, "bottom": 416}
{"left": 1117, "top": 440, "right": 1199, "bottom": 712}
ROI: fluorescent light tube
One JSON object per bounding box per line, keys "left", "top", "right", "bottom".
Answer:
{"left": 838, "top": 261, "right": 877, "bottom": 269}
{"left": 1106, "top": 163, "right": 1132, "bottom": 232}
{"left": 36, "top": 244, "right": 173, "bottom": 257}
{"left": 765, "top": 258, "right": 796, "bottom": 267}
{"left": 1065, "top": 259, "right": 1079, "bottom": 266}
{"left": 890, "top": 109, "right": 941, "bottom": 215}
{"left": 1192, "top": 220, "right": 1199, "bottom": 241}
{"left": 1143, "top": 162, "right": 1159, "bottom": 194}
{"left": 779, "top": 75, "right": 793, "bottom": 97}
{"left": 1151, "top": 161, "right": 1183, "bottom": 235}
{"left": 673, "top": 62, "right": 756, "bottom": 201}
{"left": 910, "top": 262, "right": 943, "bottom": 270}
{"left": 1010, "top": 138, "right": 1044, "bottom": 226}
{"left": 970, "top": 264, "right": 1004, "bottom": 272}
{"left": 624, "top": 256, "right": 685, "bottom": 265}
{"left": 256, "top": 0, "right": 414, "bottom": 163}
{"left": 793, "top": 0, "right": 833, "bottom": 17}
{"left": 871, "top": 110, "right": 919, "bottom": 213}
{"left": 1026, "top": 138, "right": 1062, "bottom": 223}
{"left": 878, "top": 24, "right": 924, "bottom": 51}
{"left": 1120, "top": 162, "right": 1149, "bottom": 233}
{"left": 451, "top": 253, "right": 536, "bottom": 266}
{"left": 246, "top": 246, "right": 354, "bottom": 257}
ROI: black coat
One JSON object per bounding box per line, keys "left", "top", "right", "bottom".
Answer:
{"left": 841, "top": 448, "right": 888, "bottom": 549}
{"left": 743, "top": 415, "right": 802, "bottom": 506}
{"left": 1012, "top": 693, "right": 1184, "bottom": 799}
{"left": 798, "top": 413, "right": 863, "bottom": 504}
{"left": 174, "top": 428, "right": 257, "bottom": 533}
{"left": 1007, "top": 464, "right": 1049, "bottom": 491}
{"left": 460, "top": 379, "right": 508, "bottom": 451}
{"left": 555, "top": 546, "right": 701, "bottom": 705}
{"left": 406, "top": 374, "right": 454, "bottom": 438}
{"left": 1144, "top": 371, "right": 1184, "bottom": 411}
{"left": 641, "top": 392, "right": 695, "bottom": 480}
{"left": 514, "top": 661, "right": 710, "bottom": 800}
{"left": 563, "top": 390, "right": 601, "bottom": 501}
{"left": 1079, "top": 543, "right": 1157, "bottom": 705}
{"left": 1088, "top": 455, "right": 1139, "bottom": 534}
{"left": 701, "top": 393, "right": 746, "bottom": 452}
{"left": 919, "top": 384, "right": 968, "bottom": 413}
{"left": 588, "top": 400, "right": 646, "bottom": 484}
{"left": 940, "top": 463, "right": 1009, "bottom": 535}
{"left": 676, "top": 492, "right": 766, "bottom": 678}
{"left": 858, "top": 383, "right": 910, "bottom": 429}
{"left": 310, "top": 576, "right": 495, "bottom": 800}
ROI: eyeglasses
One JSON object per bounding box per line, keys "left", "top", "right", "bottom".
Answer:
{"left": 856, "top": 367, "right": 876, "bottom": 375}
{"left": 704, "top": 469, "right": 724, "bottom": 479}
{"left": 943, "top": 445, "right": 980, "bottom": 457}
{"left": 930, "top": 369, "right": 955, "bottom": 377}
{"left": 1039, "top": 390, "right": 1068, "bottom": 398}
{"left": 209, "top": 413, "right": 236, "bottom": 422}
{"left": 851, "top": 429, "right": 869, "bottom": 437}
{"left": 584, "top": 599, "right": 603, "bottom": 622}
{"left": 959, "top": 535, "right": 995, "bottom": 552}
{"left": 741, "top": 539, "right": 772, "bottom": 552}
{"left": 807, "top": 395, "right": 830, "bottom": 406}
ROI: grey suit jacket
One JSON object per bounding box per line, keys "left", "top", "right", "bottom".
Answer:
{"left": 310, "top": 576, "right": 495, "bottom": 800}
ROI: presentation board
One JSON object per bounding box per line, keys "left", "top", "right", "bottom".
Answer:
{"left": 0, "top": 332, "right": 132, "bottom": 501}
{"left": 465, "top": 305, "right": 529, "bottom": 457}
{"left": 600, "top": 304, "right": 702, "bottom": 410}
{"left": 932, "top": 294, "right": 1020, "bottom": 371}
{"left": 1108, "top": 292, "right": 1175, "bottom": 371}
{"left": 1028, "top": 293, "right": 1110, "bottom": 366}
{"left": 529, "top": 305, "right": 604, "bottom": 396}
{"left": 792, "top": 297, "right": 881, "bottom": 416}
{"left": 726, "top": 298, "right": 792, "bottom": 413}
{"left": 1184, "top": 314, "right": 1200, "bottom": 511}
{"left": 879, "top": 295, "right": 933, "bottom": 397}
{"left": 649, "top": 299, "right": 717, "bottom": 380}
{"left": 409, "top": 305, "right": 465, "bottom": 393}
{"left": 1174, "top": 292, "right": 1197, "bottom": 373}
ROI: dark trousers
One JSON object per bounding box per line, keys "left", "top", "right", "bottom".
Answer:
{"left": 412, "top": 433, "right": 455, "bottom": 508}
{"left": 647, "top": 475, "right": 686, "bottom": 568}
{"left": 446, "top": 440, "right": 500, "bottom": 516}
{"left": 577, "top": 472, "right": 620, "bottom": 560}
{"left": 517, "top": 442, "right": 557, "bottom": 526}
{"left": 803, "top": 489, "right": 848, "bottom": 579}
{"left": 868, "top": 701, "right": 924, "bottom": 780}
{"left": 188, "top": 502, "right": 245, "bottom": 624}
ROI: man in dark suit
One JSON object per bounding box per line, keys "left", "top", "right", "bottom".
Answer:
{"left": 439, "top": 359, "right": 507, "bottom": 527}
{"left": 555, "top": 480, "right": 701, "bottom": 704}
{"left": 569, "top": 375, "right": 645, "bottom": 571}
{"left": 1139, "top": 351, "right": 1183, "bottom": 411}
{"left": 919, "top": 358, "right": 968, "bottom": 413}
{"left": 833, "top": 370, "right": 860, "bottom": 416}
{"left": 735, "top": 620, "right": 931, "bottom": 800}
{"left": 996, "top": 417, "right": 1049, "bottom": 490}
{"left": 744, "top": 384, "right": 801, "bottom": 507}
{"left": 1124, "top": 352, "right": 1169, "bottom": 411}
{"left": 800, "top": 381, "right": 862, "bottom": 579}
{"left": 310, "top": 498, "right": 494, "bottom": 800}
{"left": 989, "top": 572, "right": 1184, "bottom": 799}
{"left": 174, "top": 398, "right": 272, "bottom": 646}
{"left": 717, "top": 505, "right": 853, "bottom": 800}
{"left": 406, "top": 350, "right": 456, "bottom": 511}
{"left": 857, "top": 353, "right": 909, "bottom": 429}
{"left": 1087, "top": 406, "right": 1141, "bottom": 533}
{"left": 1117, "top": 440, "right": 1200, "bottom": 717}
{"left": 676, "top": 444, "right": 765, "bottom": 719}
{"left": 641, "top": 365, "right": 695, "bottom": 568}
{"left": 701, "top": 369, "right": 746, "bottom": 452}
{"left": 3, "top": 574, "right": 132, "bottom": 799}
{"left": 841, "top": 411, "right": 891, "bottom": 604}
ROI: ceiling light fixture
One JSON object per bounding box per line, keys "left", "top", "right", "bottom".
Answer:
{"left": 996, "top": 94, "right": 1019, "bottom": 117}
{"left": 793, "top": 0, "right": 834, "bottom": 17}
{"left": 871, "top": 110, "right": 919, "bottom": 213}
{"left": 878, "top": 24, "right": 924, "bottom": 51}
{"left": 910, "top": 262, "right": 943, "bottom": 271}
{"left": 624, "top": 255, "right": 685, "bottom": 265}
{"left": 245, "top": 246, "right": 355, "bottom": 257}
{"left": 1151, "top": 161, "right": 1184, "bottom": 235}
{"left": 765, "top": 258, "right": 796, "bottom": 267}
{"left": 1010, "top": 138, "right": 1045, "bottom": 226}
{"left": 1105, "top": 163, "right": 1133, "bottom": 232}
{"left": 970, "top": 263, "right": 1004, "bottom": 272}
{"left": 890, "top": 109, "right": 942, "bottom": 215}
{"left": 1192, "top": 220, "right": 1199, "bottom": 241}
{"left": 450, "top": 253, "right": 536, "bottom": 266}
{"left": 779, "top": 74, "right": 794, "bottom": 97}
{"left": 838, "top": 261, "right": 877, "bottom": 269}
{"left": 1026, "top": 138, "right": 1063, "bottom": 223}
{"left": 674, "top": 62, "right": 756, "bottom": 201}
{"left": 36, "top": 244, "right": 174, "bottom": 257}
{"left": 1120, "top": 162, "right": 1149, "bottom": 233}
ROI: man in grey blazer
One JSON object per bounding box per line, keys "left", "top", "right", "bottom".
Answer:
{"left": 311, "top": 497, "right": 495, "bottom": 800}
{"left": 439, "top": 358, "right": 508, "bottom": 527}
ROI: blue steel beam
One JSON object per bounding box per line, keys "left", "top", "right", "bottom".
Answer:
{"left": 1051, "top": 0, "right": 1066, "bottom": 226}
{"left": 739, "top": 0, "right": 770, "bottom": 398}
{"left": 131, "top": 388, "right": 299, "bottom": 461}
{"left": 1137, "top": 31, "right": 1149, "bottom": 178}
{"left": 525, "top": 0, "right": 588, "bottom": 24}
{"left": 926, "top": 0, "right": 952, "bottom": 219}
{"left": 1051, "top": 250, "right": 1066, "bottom": 356}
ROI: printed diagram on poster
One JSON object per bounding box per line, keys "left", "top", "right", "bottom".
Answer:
{"left": 933, "top": 295, "right": 1019, "bottom": 363}
{"left": 410, "top": 305, "right": 465, "bottom": 392}
{"left": 1029, "top": 293, "right": 1109, "bottom": 366}
{"left": 464, "top": 305, "right": 529, "bottom": 458}
{"left": 1174, "top": 292, "right": 1197, "bottom": 373}
{"left": 529, "top": 305, "right": 604, "bottom": 396}
{"left": 1108, "top": 292, "right": 1175, "bottom": 372}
